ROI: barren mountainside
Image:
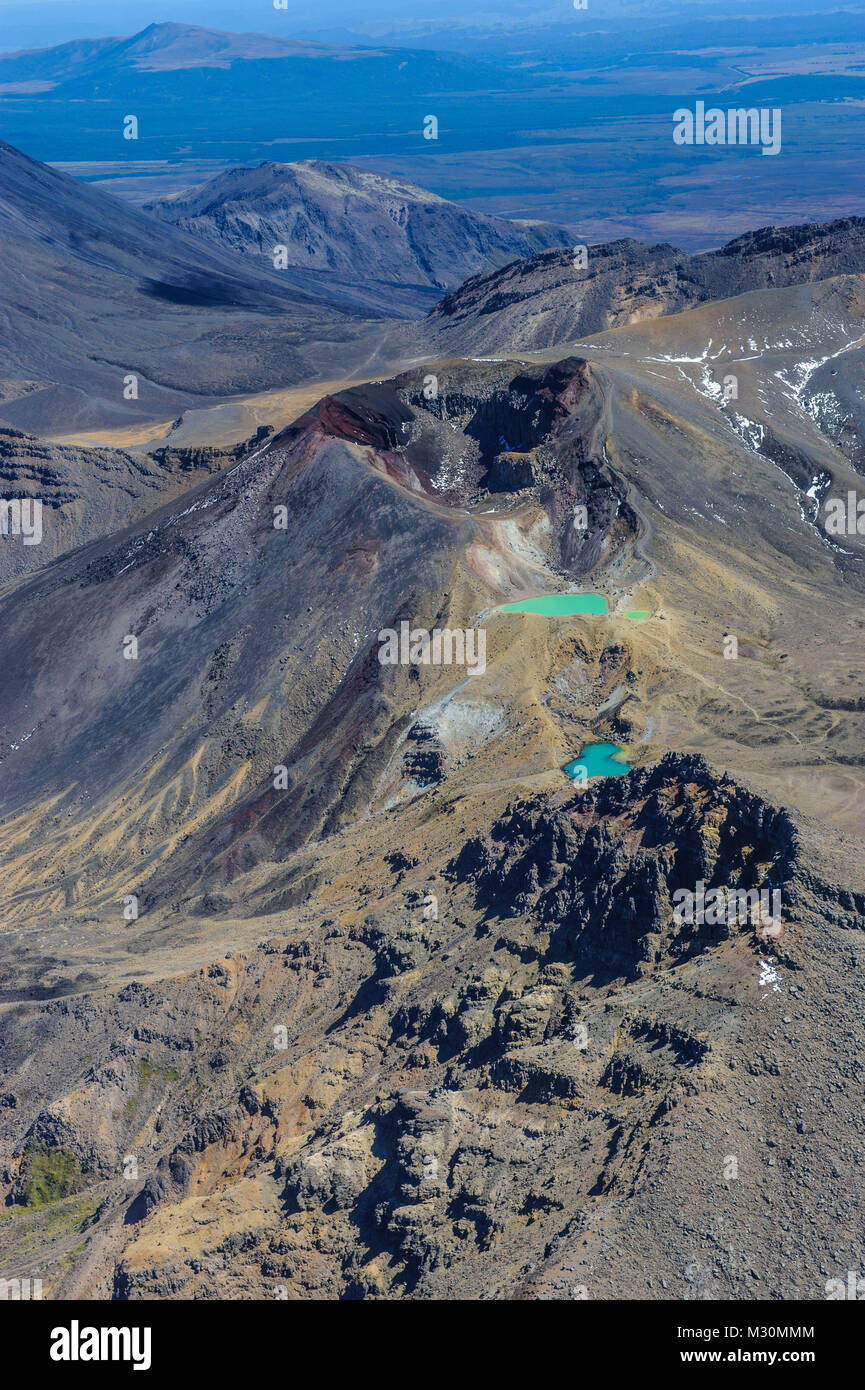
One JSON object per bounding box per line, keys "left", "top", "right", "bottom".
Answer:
{"left": 146, "top": 160, "right": 572, "bottom": 301}
{"left": 0, "top": 139, "right": 397, "bottom": 436}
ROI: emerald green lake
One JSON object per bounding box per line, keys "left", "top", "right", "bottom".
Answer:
{"left": 497, "top": 593, "right": 608, "bottom": 616}
{"left": 564, "top": 743, "right": 632, "bottom": 780}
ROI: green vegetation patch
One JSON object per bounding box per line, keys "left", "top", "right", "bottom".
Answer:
{"left": 124, "top": 1058, "right": 179, "bottom": 1119}
{"left": 21, "top": 1147, "right": 85, "bottom": 1210}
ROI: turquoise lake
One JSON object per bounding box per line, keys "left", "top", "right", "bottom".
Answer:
{"left": 564, "top": 743, "right": 632, "bottom": 779}
{"left": 497, "top": 593, "right": 608, "bottom": 616}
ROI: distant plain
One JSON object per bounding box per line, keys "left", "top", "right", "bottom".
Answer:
{"left": 0, "top": 10, "right": 862, "bottom": 247}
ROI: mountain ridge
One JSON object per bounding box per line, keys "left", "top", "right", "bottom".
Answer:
{"left": 0, "top": 22, "right": 379, "bottom": 87}
{"left": 145, "top": 158, "right": 573, "bottom": 296}
{"left": 427, "top": 215, "right": 865, "bottom": 354}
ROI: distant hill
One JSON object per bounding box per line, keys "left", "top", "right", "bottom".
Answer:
{"left": 426, "top": 217, "right": 865, "bottom": 354}
{"left": 0, "top": 21, "right": 511, "bottom": 165}
{"left": 0, "top": 22, "right": 381, "bottom": 90}
{"left": 146, "top": 160, "right": 572, "bottom": 294}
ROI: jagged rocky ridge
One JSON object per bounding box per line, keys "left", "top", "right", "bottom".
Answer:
{"left": 426, "top": 216, "right": 865, "bottom": 354}
{"left": 449, "top": 754, "right": 802, "bottom": 979}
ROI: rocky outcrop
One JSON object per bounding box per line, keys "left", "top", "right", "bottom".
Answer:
{"left": 449, "top": 753, "right": 799, "bottom": 978}
{"left": 3, "top": 747, "right": 864, "bottom": 1300}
